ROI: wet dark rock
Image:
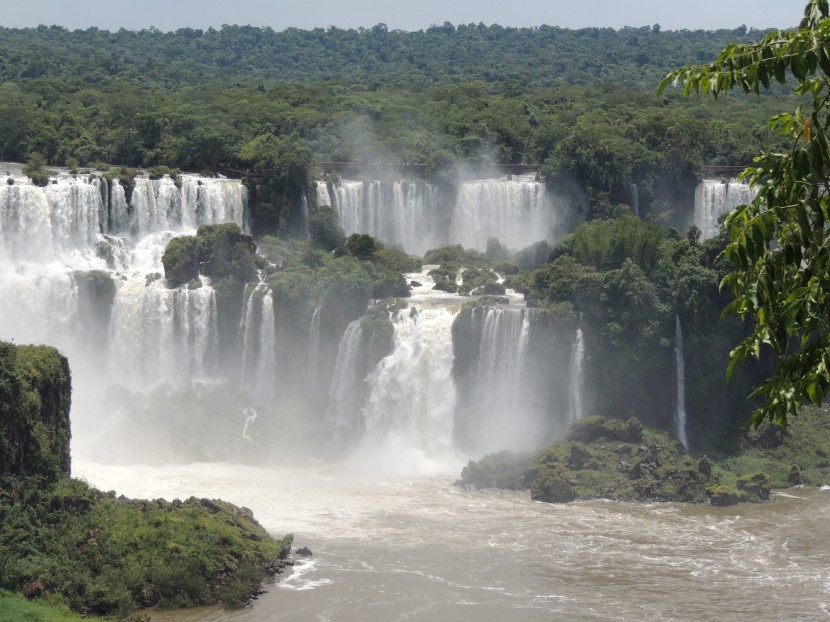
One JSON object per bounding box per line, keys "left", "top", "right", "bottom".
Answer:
{"left": 698, "top": 456, "right": 713, "bottom": 479}
{"left": 787, "top": 464, "right": 801, "bottom": 486}
{"left": 410, "top": 280, "right": 422, "bottom": 287}
{"left": 296, "top": 546, "right": 313, "bottom": 556}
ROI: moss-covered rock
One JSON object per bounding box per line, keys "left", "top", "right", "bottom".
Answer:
{"left": 459, "top": 417, "right": 707, "bottom": 503}
{"left": 530, "top": 469, "right": 578, "bottom": 503}
{"left": 709, "top": 485, "right": 739, "bottom": 506}
{"left": 0, "top": 342, "right": 71, "bottom": 480}
{"left": 567, "top": 416, "right": 644, "bottom": 444}
{"left": 162, "top": 224, "right": 257, "bottom": 288}
{"left": 736, "top": 472, "right": 771, "bottom": 502}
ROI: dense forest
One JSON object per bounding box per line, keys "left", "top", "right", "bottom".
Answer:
{"left": 0, "top": 23, "right": 774, "bottom": 88}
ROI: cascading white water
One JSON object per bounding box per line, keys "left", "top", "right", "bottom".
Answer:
{"left": 694, "top": 178, "right": 757, "bottom": 240}
{"left": 240, "top": 286, "right": 277, "bottom": 401}
{"left": 461, "top": 306, "right": 542, "bottom": 453}
{"left": 108, "top": 276, "right": 218, "bottom": 389}
{"left": 450, "top": 175, "right": 556, "bottom": 251}
{"left": 569, "top": 326, "right": 585, "bottom": 421}
{"left": 318, "top": 179, "right": 441, "bottom": 255}
{"left": 0, "top": 171, "right": 248, "bottom": 446}
{"left": 362, "top": 305, "right": 458, "bottom": 458}
{"left": 326, "top": 320, "right": 366, "bottom": 433}
{"left": 630, "top": 182, "right": 639, "bottom": 218}
{"left": 317, "top": 175, "right": 557, "bottom": 254}
{"left": 307, "top": 305, "right": 322, "bottom": 388}
{"left": 674, "top": 314, "right": 689, "bottom": 450}
{"left": 0, "top": 176, "right": 104, "bottom": 264}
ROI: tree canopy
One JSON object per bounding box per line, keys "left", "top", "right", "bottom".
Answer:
{"left": 660, "top": 0, "right": 830, "bottom": 427}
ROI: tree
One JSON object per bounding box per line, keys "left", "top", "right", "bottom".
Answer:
{"left": 660, "top": 0, "right": 830, "bottom": 427}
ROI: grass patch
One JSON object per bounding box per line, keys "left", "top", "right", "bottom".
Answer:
{"left": 0, "top": 590, "right": 82, "bottom": 621}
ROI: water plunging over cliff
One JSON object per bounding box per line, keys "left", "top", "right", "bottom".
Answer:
{"left": 694, "top": 178, "right": 757, "bottom": 240}
{"left": 362, "top": 305, "right": 458, "bottom": 458}
{"left": 674, "top": 314, "right": 689, "bottom": 450}
{"left": 240, "top": 286, "right": 277, "bottom": 401}
{"left": 0, "top": 171, "right": 249, "bottom": 443}
{"left": 317, "top": 175, "right": 557, "bottom": 254}
{"left": 569, "top": 326, "right": 585, "bottom": 421}
{"left": 317, "top": 179, "right": 441, "bottom": 255}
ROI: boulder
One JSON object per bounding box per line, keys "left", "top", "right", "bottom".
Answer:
{"left": 710, "top": 486, "right": 739, "bottom": 506}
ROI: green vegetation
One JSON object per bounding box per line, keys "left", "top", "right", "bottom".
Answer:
{"left": 661, "top": 0, "right": 830, "bottom": 427}
{"left": 0, "top": 341, "right": 286, "bottom": 617}
{"left": 460, "top": 408, "right": 830, "bottom": 504}
{"left": 162, "top": 223, "right": 259, "bottom": 287}
{"left": 0, "top": 343, "right": 70, "bottom": 481}
{"left": 0, "top": 23, "right": 782, "bottom": 89}
{"left": 0, "top": 476, "right": 283, "bottom": 616}
{"left": 0, "top": 590, "right": 83, "bottom": 621}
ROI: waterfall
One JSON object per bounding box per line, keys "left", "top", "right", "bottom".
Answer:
{"left": 449, "top": 175, "right": 556, "bottom": 251}
{"left": 318, "top": 179, "right": 441, "bottom": 255}
{"left": 569, "top": 326, "right": 585, "bottom": 422}
{"left": 0, "top": 175, "right": 104, "bottom": 264}
{"left": 307, "top": 305, "right": 322, "bottom": 389}
{"left": 240, "top": 286, "right": 277, "bottom": 401}
{"left": 317, "top": 174, "right": 557, "bottom": 254}
{"left": 362, "top": 305, "right": 458, "bottom": 455}
{"left": 454, "top": 307, "right": 544, "bottom": 453}
{"left": 674, "top": 314, "right": 689, "bottom": 450}
{"left": 630, "top": 182, "right": 639, "bottom": 218}
{"left": 326, "top": 320, "right": 367, "bottom": 434}
{"left": 694, "top": 178, "right": 757, "bottom": 240}
{"left": 241, "top": 407, "right": 259, "bottom": 442}
{"left": 108, "top": 276, "right": 218, "bottom": 388}
{"left": 0, "top": 171, "right": 248, "bottom": 437}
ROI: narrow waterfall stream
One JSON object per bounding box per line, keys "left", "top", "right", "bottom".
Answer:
{"left": 674, "top": 314, "right": 689, "bottom": 450}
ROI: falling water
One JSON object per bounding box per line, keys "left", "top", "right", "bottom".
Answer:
{"left": 108, "top": 276, "right": 218, "bottom": 389}
{"left": 630, "top": 182, "right": 639, "bottom": 218}
{"left": 318, "top": 175, "right": 557, "bottom": 254}
{"left": 307, "top": 306, "right": 322, "bottom": 389}
{"left": 693, "top": 178, "right": 757, "bottom": 240}
{"left": 240, "top": 286, "right": 277, "bottom": 401}
{"left": 326, "top": 320, "right": 367, "bottom": 434}
{"left": 674, "top": 314, "right": 689, "bottom": 450}
{"left": 362, "top": 305, "right": 458, "bottom": 457}
{"left": 456, "top": 307, "right": 541, "bottom": 453}
{"left": 449, "top": 175, "right": 556, "bottom": 251}
{"left": 318, "top": 179, "right": 440, "bottom": 254}
{"left": 241, "top": 407, "right": 259, "bottom": 442}
{"left": 0, "top": 171, "right": 248, "bottom": 443}
{"left": 569, "top": 326, "right": 585, "bottom": 421}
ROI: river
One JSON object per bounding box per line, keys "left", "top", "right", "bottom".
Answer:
{"left": 74, "top": 461, "right": 830, "bottom": 621}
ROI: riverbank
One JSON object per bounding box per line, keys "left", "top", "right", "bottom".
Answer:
{"left": 74, "top": 460, "right": 830, "bottom": 621}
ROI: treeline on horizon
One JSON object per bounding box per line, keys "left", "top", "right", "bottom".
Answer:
{"left": 0, "top": 22, "right": 776, "bottom": 88}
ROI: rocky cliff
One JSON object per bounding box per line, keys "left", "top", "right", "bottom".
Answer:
{"left": 0, "top": 341, "right": 71, "bottom": 479}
